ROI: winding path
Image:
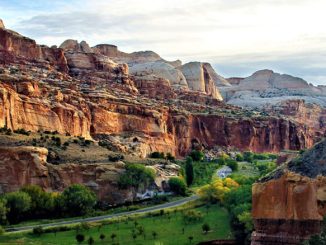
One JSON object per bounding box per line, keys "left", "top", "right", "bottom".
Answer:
{"left": 6, "top": 195, "right": 199, "bottom": 233}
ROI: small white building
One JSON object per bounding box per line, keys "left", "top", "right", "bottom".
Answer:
{"left": 216, "top": 166, "right": 233, "bottom": 178}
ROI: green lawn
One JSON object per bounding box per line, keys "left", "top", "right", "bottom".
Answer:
{"left": 0, "top": 205, "right": 232, "bottom": 245}
{"left": 234, "top": 162, "right": 260, "bottom": 177}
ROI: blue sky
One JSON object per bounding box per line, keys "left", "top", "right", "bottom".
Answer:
{"left": 1, "top": 0, "right": 326, "bottom": 85}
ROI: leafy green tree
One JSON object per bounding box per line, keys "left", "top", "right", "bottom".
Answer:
{"left": 118, "top": 164, "right": 155, "bottom": 189}
{"left": 237, "top": 211, "right": 253, "bottom": 232}
{"left": 152, "top": 231, "right": 158, "bottom": 239}
{"left": 60, "top": 184, "right": 97, "bottom": 216}
{"left": 188, "top": 236, "right": 193, "bottom": 244}
{"left": 99, "top": 233, "right": 105, "bottom": 241}
{"left": 0, "top": 198, "right": 8, "bottom": 225}
{"left": 243, "top": 151, "right": 254, "bottom": 163}
{"left": 21, "top": 185, "right": 55, "bottom": 218}
{"left": 168, "top": 177, "right": 187, "bottom": 196}
{"left": 111, "top": 233, "right": 117, "bottom": 242}
{"left": 5, "top": 191, "right": 31, "bottom": 223}
{"left": 88, "top": 236, "right": 94, "bottom": 245}
{"left": 0, "top": 226, "right": 4, "bottom": 235}
{"left": 185, "top": 157, "right": 194, "bottom": 186}
{"left": 189, "top": 150, "right": 204, "bottom": 161}
{"left": 236, "top": 153, "right": 244, "bottom": 161}
{"left": 76, "top": 234, "right": 85, "bottom": 244}
{"left": 202, "top": 223, "right": 211, "bottom": 234}
{"left": 226, "top": 159, "right": 239, "bottom": 171}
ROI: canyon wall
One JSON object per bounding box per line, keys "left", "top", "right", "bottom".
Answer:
{"left": 251, "top": 139, "right": 326, "bottom": 244}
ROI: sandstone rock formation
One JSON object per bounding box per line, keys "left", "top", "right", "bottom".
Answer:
{"left": 179, "top": 62, "right": 223, "bottom": 100}
{"left": 0, "top": 146, "right": 179, "bottom": 203}
{"left": 251, "top": 139, "right": 326, "bottom": 244}
{"left": 0, "top": 19, "right": 4, "bottom": 29}
{"left": 220, "top": 70, "right": 326, "bottom": 108}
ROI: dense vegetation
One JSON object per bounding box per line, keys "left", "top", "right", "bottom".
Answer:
{"left": 118, "top": 163, "right": 155, "bottom": 189}
{"left": 0, "top": 184, "right": 97, "bottom": 226}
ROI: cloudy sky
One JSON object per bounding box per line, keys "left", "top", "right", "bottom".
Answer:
{"left": 1, "top": 0, "right": 326, "bottom": 85}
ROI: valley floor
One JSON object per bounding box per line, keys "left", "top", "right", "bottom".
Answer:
{"left": 0, "top": 205, "right": 232, "bottom": 245}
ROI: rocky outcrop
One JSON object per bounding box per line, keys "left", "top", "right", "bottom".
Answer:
{"left": 251, "top": 139, "right": 326, "bottom": 244}
{"left": 0, "top": 19, "right": 4, "bottom": 29}
{"left": 179, "top": 62, "right": 223, "bottom": 100}
{"left": 0, "top": 27, "right": 68, "bottom": 72}
{"left": 220, "top": 70, "right": 326, "bottom": 108}
{"left": 0, "top": 146, "right": 179, "bottom": 204}
{"left": 0, "top": 81, "right": 91, "bottom": 138}
{"left": 129, "top": 61, "right": 188, "bottom": 90}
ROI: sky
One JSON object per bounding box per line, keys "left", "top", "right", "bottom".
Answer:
{"left": 1, "top": 0, "right": 326, "bottom": 85}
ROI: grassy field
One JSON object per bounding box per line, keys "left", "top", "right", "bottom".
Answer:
{"left": 0, "top": 205, "right": 232, "bottom": 245}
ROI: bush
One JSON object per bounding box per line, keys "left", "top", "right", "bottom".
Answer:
{"left": 76, "top": 234, "right": 85, "bottom": 244}
{"left": 118, "top": 164, "right": 155, "bottom": 189}
{"left": 150, "top": 152, "right": 165, "bottom": 159}
{"left": 168, "top": 177, "right": 187, "bottom": 196}
{"left": 236, "top": 153, "right": 244, "bottom": 161}
{"left": 243, "top": 151, "right": 254, "bottom": 162}
{"left": 60, "top": 184, "right": 97, "bottom": 216}
{"left": 202, "top": 223, "right": 211, "bottom": 234}
{"left": 226, "top": 159, "right": 239, "bottom": 171}
{"left": 108, "top": 154, "right": 124, "bottom": 162}
{"left": 189, "top": 150, "right": 204, "bottom": 161}
{"left": 13, "top": 128, "right": 31, "bottom": 136}
{"left": 32, "top": 226, "right": 44, "bottom": 236}
{"left": 166, "top": 153, "right": 175, "bottom": 161}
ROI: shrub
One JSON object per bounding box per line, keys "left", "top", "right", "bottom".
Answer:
{"left": 168, "top": 177, "right": 187, "bottom": 196}
{"left": 236, "top": 153, "right": 244, "bottom": 161}
{"left": 32, "top": 226, "right": 44, "bottom": 236}
{"left": 150, "top": 152, "right": 165, "bottom": 159}
{"left": 166, "top": 153, "right": 175, "bottom": 161}
{"left": 13, "top": 128, "right": 31, "bottom": 136}
{"left": 118, "top": 164, "right": 155, "bottom": 189}
{"left": 76, "top": 234, "right": 85, "bottom": 244}
{"left": 189, "top": 150, "right": 204, "bottom": 161}
{"left": 243, "top": 151, "right": 254, "bottom": 162}
{"left": 202, "top": 223, "right": 211, "bottom": 234}
{"left": 226, "top": 159, "right": 239, "bottom": 171}
{"left": 108, "top": 154, "right": 124, "bottom": 162}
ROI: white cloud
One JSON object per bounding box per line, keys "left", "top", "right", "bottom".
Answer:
{"left": 2, "top": 0, "right": 326, "bottom": 84}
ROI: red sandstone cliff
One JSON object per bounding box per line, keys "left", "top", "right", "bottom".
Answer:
{"left": 251, "top": 139, "right": 326, "bottom": 244}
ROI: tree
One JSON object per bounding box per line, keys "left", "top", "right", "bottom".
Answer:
{"left": 60, "top": 184, "right": 97, "bottom": 216}
{"left": 243, "top": 151, "right": 254, "bottom": 163}
{"left": 152, "top": 231, "right": 158, "bottom": 239}
{"left": 33, "top": 226, "right": 44, "bottom": 236}
{"left": 5, "top": 191, "right": 31, "bottom": 223}
{"left": 168, "top": 177, "right": 187, "bottom": 196}
{"left": 237, "top": 211, "right": 253, "bottom": 232}
{"left": 185, "top": 157, "right": 194, "bottom": 186}
{"left": 189, "top": 150, "right": 204, "bottom": 161}
{"left": 0, "top": 198, "right": 8, "bottom": 225}
{"left": 188, "top": 236, "right": 193, "bottom": 244}
{"left": 226, "top": 159, "right": 239, "bottom": 171}
{"left": 236, "top": 153, "right": 244, "bottom": 161}
{"left": 202, "top": 223, "right": 210, "bottom": 234}
{"left": 21, "top": 185, "right": 55, "bottom": 218}
{"left": 99, "top": 233, "right": 105, "bottom": 241}
{"left": 111, "top": 233, "right": 117, "bottom": 242}
{"left": 88, "top": 236, "right": 94, "bottom": 245}
{"left": 118, "top": 164, "right": 155, "bottom": 189}
{"left": 197, "top": 178, "right": 239, "bottom": 203}
{"left": 76, "top": 234, "right": 85, "bottom": 244}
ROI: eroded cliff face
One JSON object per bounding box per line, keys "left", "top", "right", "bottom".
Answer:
{"left": 0, "top": 21, "right": 322, "bottom": 158}
{"left": 0, "top": 146, "right": 179, "bottom": 204}
{"left": 251, "top": 139, "right": 326, "bottom": 245}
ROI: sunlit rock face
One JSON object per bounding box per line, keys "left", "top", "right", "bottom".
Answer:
{"left": 251, "top": 139, "right": 326, "bottom": 245}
